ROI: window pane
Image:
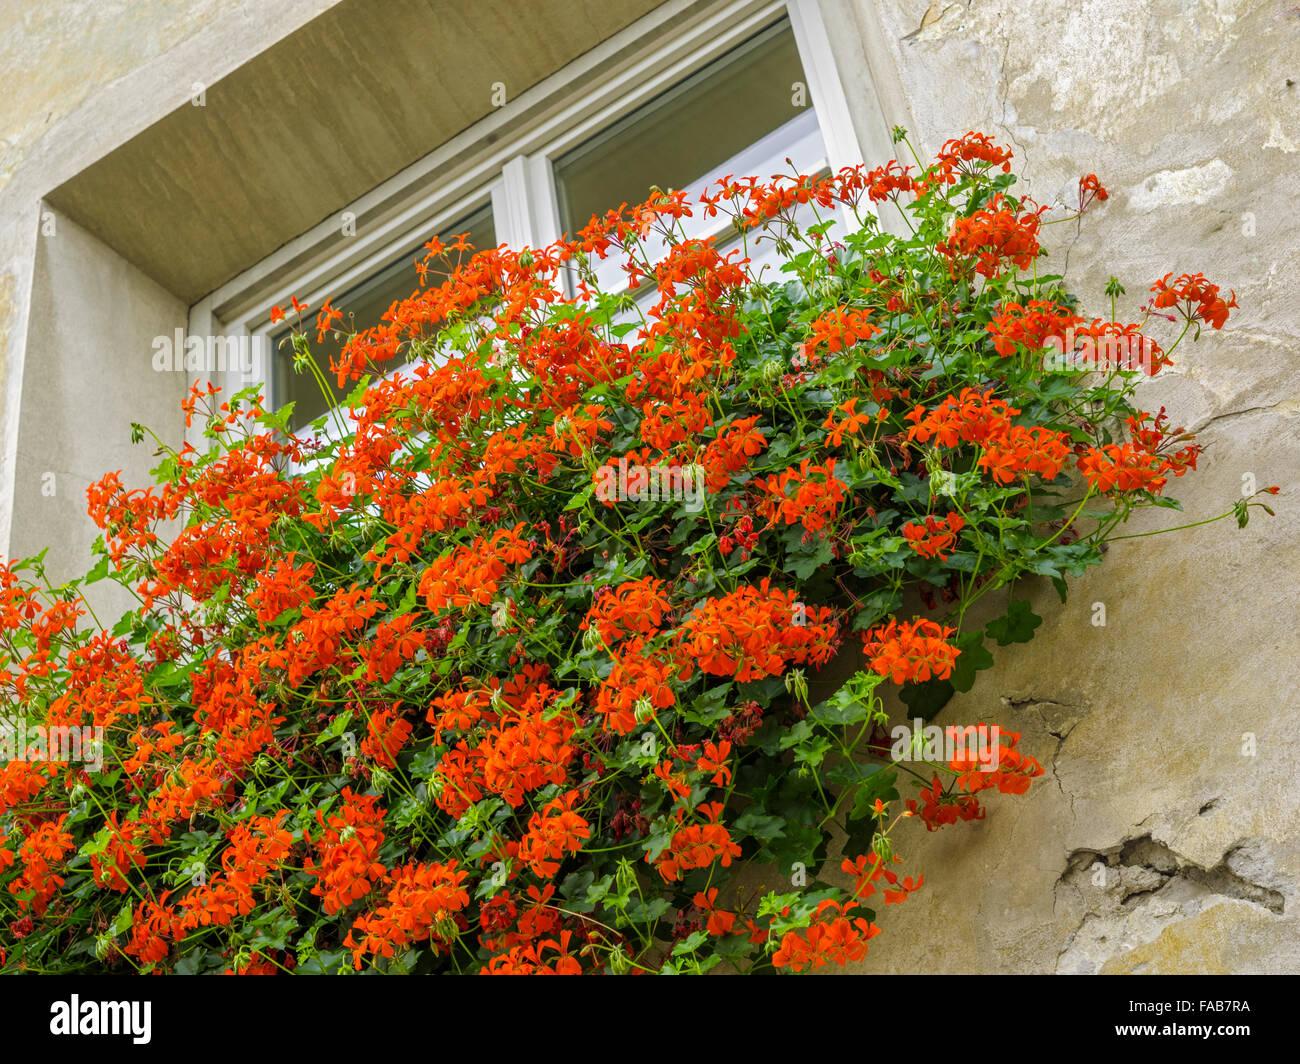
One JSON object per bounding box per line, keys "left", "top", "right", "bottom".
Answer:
{"left": 554, "top": 19, "right": 809, "bottom": 234}
{"left": 272, "top": 205, "right": 495, "bottom": 430}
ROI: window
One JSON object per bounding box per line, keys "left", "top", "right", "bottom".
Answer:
{"left": 271, "top": 205, "right": 494, "bottom": 430}
{"left": 554, "top": 20, "right": 808, "bottom": 235}
{"left": 554, "top": 18, "right": 828, "bottom": 300}
{"left": 194, "top": 0, "right": 873, "bottom": 447}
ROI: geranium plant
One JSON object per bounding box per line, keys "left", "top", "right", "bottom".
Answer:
{"left": 0, "top": 131, "right": 1276, "bottom": 974}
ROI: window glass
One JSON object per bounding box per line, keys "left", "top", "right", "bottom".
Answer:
{"left": 554, "top": 19, "right": 810, "bottom": 234}
{"left": 273, "top": 206, "right": 495, "bottom": 429}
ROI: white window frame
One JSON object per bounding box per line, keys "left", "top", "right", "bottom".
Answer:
{"left": 187, "top": 0, "right": 873, "bottom": 452}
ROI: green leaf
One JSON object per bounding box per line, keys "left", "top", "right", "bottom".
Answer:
{"left": 985, "top": 599, "right": 1042, "bottom": 646}
{"left": 949, "top": 629, "right": 994, "bottom": 693}
{"left": 564, "top": 483, "right": 594, "bottom": 511}
{"left": 784, "top": 534, "right": 833, "bottom": 580}
{"left": 733, "top": 808, "right": 786, "bottom": 842}
{"left": 848, "top": 769, "right": 899, "bottom": 821}
{"left": 622, "top": 896, "right": 670, "bottom": 925}
{"left": 825, "top": 760, "right": 883, "bottom": 788}
{"left": 110, "top": 901, "right": 134, "bottom": 937}
{"left": 899, "top": 677, "right": 955, "bottom": 718}
{"left": 809, "top": 683, "right": 876, "bottom": 726}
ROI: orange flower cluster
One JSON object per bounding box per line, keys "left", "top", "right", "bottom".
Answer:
{"left": 700, "top": 416, "right": 768, "bottom": 492}
{"left": 756, "top": 458, "right": 848, "bottom": 534}
{"left": 950, "top": 729, "right": 1044, "bottom": 796}
{"left": 517, "top": 791, "right": 591, "bottom": 877}
{"left": 806, "top": 307, "right": 879, "bottom": 355}
{"left": 125, "top": 897, "right": 184, "bottom": 965}
{"left": 581, "top": 577, "right": 670, "bottom": 645}
{"left": 1071, "top": 319, "right": 1170, "bottom": 376}
{"left": 771, "top": 898, "right": 882, "bottom": 972}
{"left": 303, "top": 789, "right": 388, "bottom": 915}
{"left": 864, "top": 159, "right": 923, "bottom": 202}
{"left": 678, "top": 581, "right": 839, "bottom": 683}
{"left": 593, "top": 637, "right": 680, "bottom": 735}
{"left": 345, "top": 861, "right": 470, "bottom": 969}
{"left": 419, "top": 524, "right": 533, "bottom": 613}
{"left": 1150, "top": 272, "right": 1238, "bottom": 330}
{"left": 861, "top": 618, "right": 960, "bottom": 685}
{"left": 8, "top": 816, "right": 73, "bottom": 915}
{"left": 480, "top": 929, "right": 584, "bottom": 974}
{"left": 841, "top": 852, "right": 924, "bottom": 906}
{"left": 902, "top": 511, "right": 966, "bottom": 560}
{"left": 905, "top": 387, "right": 1016, "bottom": 448}
{"left": 987, "top": 300, "right": 1080, "bottom": 358}
{"left": 908, "top": 776, "right": 986, "bottom": 831}
{"left": 178, "top": 810, "right": 293, "bottom": 931}
{"left": 937, "top": 195, "right": 1044, "bottom": 278}
{"left": 978, "top": 424, "right": 1071, "bottom": 485}
{"left": 653, "top": 803, "right": 742, "bottom": 882}
{"left": 906, "top": 388, "right": 1069, "bottom": 484}
{"left": 1077, "top": 410, "right": 1200, "bottom": 496}
{"left": 929, "top": 132, "right": 1014, "bottom": 185}
{"left": 361, "top": 705, "right": 414, "bottom": 769}
{"left": 481, "top": 707, "right": 578, "bottom": 809}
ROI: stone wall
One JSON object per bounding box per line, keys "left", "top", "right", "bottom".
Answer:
{"left": 837, "top": 0, "right": 1300, "bottom": 974}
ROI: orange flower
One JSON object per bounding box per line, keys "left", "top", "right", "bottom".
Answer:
{"left": 653, "top": 804, "right": 742, "bottom": 882}
{"left": 771, "top": 898, "right": 882, "bottom": 972}
{"left": 315, "top": 298, "right": 343, "bottom": 342}
{"left": 1077, "top": 173, "right": 1109, "bottom": 212}
{"left": 592, "top": 638, "right": 679, "bottom": 735}
{"left": 303, "top": 789, "right": 388, "bottom": 915}
{"left": 679, "top": 581, "right": 838, "bottom": 683}
{"left": 346, "top": 860, "right": 470, "bottom": 969}
{"left": 1150, "top": 272, "right": 1238, "bottom": 330}
{"left": 822, "top": 398, "right": 874, "bottom": 448}
{"left": 517, "top": 791, "right": 590, "bottom": 877}
{"left": 696, "top": 740, "right": 733, "bottom": 787}
{"left": 807, "top": 307, "right": 879, "bottom": 355}
{"left": 693, "top": 888, "right": 737, "bottom": 935}
{"left": 756, "top": 458, "right": 847, "bottom": 535}
{"left": 581, "top": 577, "right": 669, "bottom": 645}
{"left": 361, "top": 704, "right": 414, "bottom": 769}
{"left": 861, "top": 618, "right": 959, "bottom": 685}
{"left": 901, "top": 512, "right": 965, "bottom": 561}
{"left": 986, "top": 300, "right": 1081, "bottom": 358}
{"left": 936, "top": 195, "right": 1044, "bottom": 278}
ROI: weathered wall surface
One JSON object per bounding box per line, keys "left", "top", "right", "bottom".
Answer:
{"left": 13, "top": 209, "right": 188, "bottom": 622}
{"left": 0, "top": 0, "right": 339, "bottom": 586}
{"left": 836, "top": 0, "right": 1300, "bottom": 974}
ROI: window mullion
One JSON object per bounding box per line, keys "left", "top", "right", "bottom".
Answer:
{"left": 784, "top": 0, "right": 864, "bottom": 172}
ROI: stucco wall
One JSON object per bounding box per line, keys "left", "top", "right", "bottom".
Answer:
{"left": 835, "top": 0, "right": 1300, "bottom": 974}
{"left": 13, "top": 209, "right": 188, "bottom": 622}
{"left": 0, "top": 0, "right": 339, "bottom": 586}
